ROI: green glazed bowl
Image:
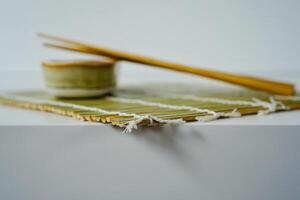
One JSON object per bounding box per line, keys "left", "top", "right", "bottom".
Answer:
{"left": 42, "top": 60, "right": 117, "bottom": 98}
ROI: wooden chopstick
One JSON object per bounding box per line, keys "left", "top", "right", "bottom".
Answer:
{"left": 39, "top": 33, "right": 295, "bottom": 95}
{"left": 43, "top": 43, "right": 102, "bottom": 56}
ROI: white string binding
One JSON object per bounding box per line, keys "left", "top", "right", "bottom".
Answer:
{"left": 127, "top": 92, "right": 288, "bottom": 115}
{"left": 0, "top": 93, "right": 183, "bottom": 133}
{"left": 123, "top": 115, "right": 185, "bottom": 133}
{"left": 1, "top": 92, "right": 293, "bottom": 132}
{"left": 252, "top": 97, "right": 289, "bottom": 115}
{"left": 107, "top": 97, "right": 241, "bottom": 122}
{"left": 0, "top": 93, "right": 137, "bottom": 117}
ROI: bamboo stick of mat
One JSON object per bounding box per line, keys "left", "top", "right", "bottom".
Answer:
{"left": 39, "top": 33, "right": 295, "bottom": 95}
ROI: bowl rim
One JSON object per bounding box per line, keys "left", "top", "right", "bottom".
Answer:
{"left": 42, "top": 59, "right": 116, "bottom": 69}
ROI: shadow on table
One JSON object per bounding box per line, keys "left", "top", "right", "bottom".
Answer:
{"left": 131, "top": 125, "right": 208, "bottom": 177}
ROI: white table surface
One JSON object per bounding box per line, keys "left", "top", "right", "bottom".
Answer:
{"left": 1, "top": 68, "right": 300, "bottom": 200}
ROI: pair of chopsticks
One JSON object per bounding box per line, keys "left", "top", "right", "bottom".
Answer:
{"left": 39, "top": 33, "right": 295, "bottom": 95}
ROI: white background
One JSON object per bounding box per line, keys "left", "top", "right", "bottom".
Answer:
{"left": 1, "top": 0, "right": 299, "bottom": 72}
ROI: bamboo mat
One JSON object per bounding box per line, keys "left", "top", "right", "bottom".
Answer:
{"left": 1, "top": 83, "right": 300, "bottom": 132}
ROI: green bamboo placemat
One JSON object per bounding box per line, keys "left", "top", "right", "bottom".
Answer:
{"left": 1, "top": 83, "right": 300, "bottom": 132}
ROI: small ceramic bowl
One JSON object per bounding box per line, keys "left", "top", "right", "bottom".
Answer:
{"left": 42, "top": 60, "right": 117, "bottom": 98}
